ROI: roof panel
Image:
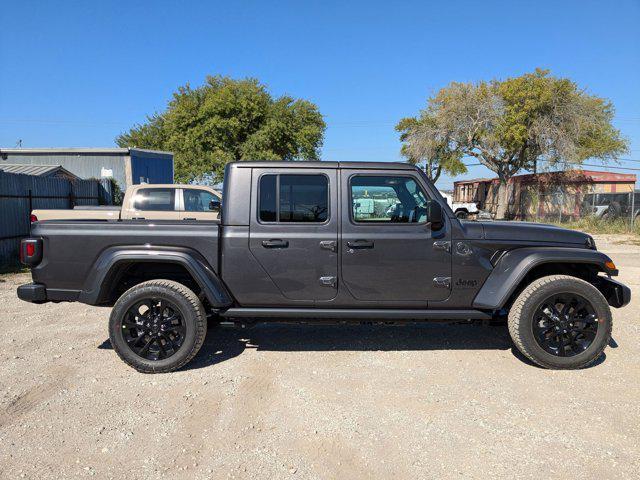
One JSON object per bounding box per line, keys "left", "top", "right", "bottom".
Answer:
{"left": 231, "top": 161, "right": 415, "bottom": 170}
{"left": 0, "top": 163, "right": 77, "bottom": 178}
{"left": 0, "top": 147, "right": 173, "bottom": 157}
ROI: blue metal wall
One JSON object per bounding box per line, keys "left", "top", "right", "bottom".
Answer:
{"left": 1, "top": 152, "right": 128, "bottom": 187}
{"left": 130, "top": 152, "right": 174, "bottom": 184}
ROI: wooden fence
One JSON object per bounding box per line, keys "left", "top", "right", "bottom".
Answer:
{"left": 0, "top": 171, "right": 112, "bottom": 270}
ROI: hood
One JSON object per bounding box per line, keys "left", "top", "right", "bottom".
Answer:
{"left": 478, "top": 221, "right": 592, "bottom": 246}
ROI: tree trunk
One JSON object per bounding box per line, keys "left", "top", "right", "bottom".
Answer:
{"left": 495, "top": 180, "right": 510, "bottom": 220}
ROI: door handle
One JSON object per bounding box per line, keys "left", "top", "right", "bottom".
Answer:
{"left": 347, "top": 240, "right": 374, "bottom": 249}
{"left": 433, "top": 240, "right": 451, "bottom": 252}
{"left": 319, "top": 240, "right": 337, "bottom": 252}
{"left": 183, "top": 217, "right": 197, "bottom": 221}
{"left": 262, "top": 239, "right": 289, "bottom": 249}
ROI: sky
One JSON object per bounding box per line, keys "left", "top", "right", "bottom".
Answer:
{"left": 1, "top": 0, "right": 639, "bottom": 189}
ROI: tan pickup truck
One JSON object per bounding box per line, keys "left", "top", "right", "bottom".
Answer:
{"left": 32, "top": 184, "right": 222, "bottom": 221}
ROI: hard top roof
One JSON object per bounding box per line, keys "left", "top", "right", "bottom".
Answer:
{"left": 231, "top": 161, "right": 416, "bottom": 170}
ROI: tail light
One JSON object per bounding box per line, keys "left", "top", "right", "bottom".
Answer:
{"left": 20, "top": 238, "right": 42, "bottom": 266}
{"left": 30, "top": 214, "right": 38, "bottom": 223}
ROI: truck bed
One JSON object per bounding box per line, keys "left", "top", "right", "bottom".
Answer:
{"left": 29, "top": 219, "right": 220, "bottom": 301}
{"left": 33, "top": 208, "right": 121, "bottom": 221}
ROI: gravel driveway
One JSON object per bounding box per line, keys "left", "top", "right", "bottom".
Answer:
{"left": 1, "top": 235, "right": 639, "bottom": 479}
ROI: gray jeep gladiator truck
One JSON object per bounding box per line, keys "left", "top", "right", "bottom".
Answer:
{"left": 17, "top": 161, "right": 631, "bottom": 373}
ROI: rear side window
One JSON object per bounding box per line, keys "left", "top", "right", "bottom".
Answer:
{"left": 259, "top": 175, "right": 277, "bottom": 221}
{"left": 133, "top": 188, "right": 175, "bottom": 211}
{"left": 259, "top": 174, "right": 328, "bottom": 223}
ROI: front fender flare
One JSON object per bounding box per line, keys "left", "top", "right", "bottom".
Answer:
{"left": 78, "top": 246, "right": 233, "bottom": 308}
{"left": 472, "top": 247, "right": 616, "bottom": 310}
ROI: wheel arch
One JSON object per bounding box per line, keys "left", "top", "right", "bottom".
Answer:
{"left": 473, "top": 247, "right": 617, "bottom": 311}
{"left": 78, "top": 246, "right": 234, "bottom": 309}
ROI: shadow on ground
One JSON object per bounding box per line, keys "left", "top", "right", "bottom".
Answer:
{"left": 99, "top": 322, "right": 611, "bottom": 371}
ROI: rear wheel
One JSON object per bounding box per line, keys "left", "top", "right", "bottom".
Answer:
{"left": 109, "top": 280, "right": 207, "bottom": 373}
{"left": 508, "top": 275, "right": 612, "bottom": 369}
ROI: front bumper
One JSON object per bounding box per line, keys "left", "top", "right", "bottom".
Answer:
{"left": 17, "top": 283, "right": 47, "bottom": 303}
{"left": 598, "top": 277, "right": 631, "bottom": 308}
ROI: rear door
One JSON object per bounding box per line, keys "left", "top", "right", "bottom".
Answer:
{"left": 340, "top": 170, "right": 452, "bottom": 304}
{"left": 249, "top": 168, "right": 338, "bottom": 303}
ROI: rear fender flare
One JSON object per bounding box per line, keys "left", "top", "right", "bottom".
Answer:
{"left": 78, "top": 246, "right": 233, "bottom": 308}
{"left": 472, "top": 247, "right": 616, "bottom": 310}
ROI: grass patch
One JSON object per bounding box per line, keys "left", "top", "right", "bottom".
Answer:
{"left": 550, "top": 216, "right": 640, "bottom": 236}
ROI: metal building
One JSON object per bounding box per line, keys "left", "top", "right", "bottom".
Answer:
{"left": 453, "top": 170, "right": 637, "bottom": 221}
{"left": 0, "top": 148, "right": 174, "bottom": 189}
{"left": 0, "top": 164, "right": 79, "bottom": 181}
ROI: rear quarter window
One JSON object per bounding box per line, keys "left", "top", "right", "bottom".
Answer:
{"left": 133, "top": 188, "right": 176, "bottom": 211}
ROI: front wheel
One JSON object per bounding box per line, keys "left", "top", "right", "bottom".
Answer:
{"left": 109, "top": 280, "right": 207, "bottom": 373}
{"left": 508, "top": 275, "right": 612, "bottom": 369}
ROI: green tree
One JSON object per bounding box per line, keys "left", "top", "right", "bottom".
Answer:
{"left": 396, "top": 115, "right": 466, "bottom": 183}
{"left": 117, "top": 76, "right": 326, "bottom": 182}
{"left": 402, "top": 69, "right": 628, "bottom": 218}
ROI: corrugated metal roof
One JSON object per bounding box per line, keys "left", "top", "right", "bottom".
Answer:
{"left": 454, "top": 170, "right": 637, "bottom": 186}
{"left": 0, "top": 147, "right": 173, "bottom": 157}
{"left": 0, "top": 163, "right": 78, "bottom": 178}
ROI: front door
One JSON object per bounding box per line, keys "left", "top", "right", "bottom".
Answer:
{"left": 340, "top": 170, "right": 451, "bottom": 304}
{"left": 179, "top": 188, "right": 221, "bottom": 221}
{"left": 249, "top": 168, "right": 338, "bottom": 303}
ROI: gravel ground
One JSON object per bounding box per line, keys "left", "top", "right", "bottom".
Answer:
{"left": 1, "top": 235, "right": 639, "bottom": 479}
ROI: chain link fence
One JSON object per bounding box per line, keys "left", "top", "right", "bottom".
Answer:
{"left": 515, "top": 188, "right": 639, "bottom": 226}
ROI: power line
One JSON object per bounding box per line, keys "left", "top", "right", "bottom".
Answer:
{"left": 582, "top": 163, "right": 640, "bottom": 172}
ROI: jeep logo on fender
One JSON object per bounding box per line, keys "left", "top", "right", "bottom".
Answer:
{"left": 455, "top": 278, "right": 478, "bottom": 288}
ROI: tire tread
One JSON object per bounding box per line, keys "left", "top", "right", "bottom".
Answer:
{"left": 508, "top": 274, "right": 612, "bottom": 369}
{"left": 109, "top": 279, "right": 207, "bottom": 373}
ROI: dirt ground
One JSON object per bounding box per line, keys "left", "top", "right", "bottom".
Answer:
{"left": 1, "top": 235, "right": 639, "bottom": 479}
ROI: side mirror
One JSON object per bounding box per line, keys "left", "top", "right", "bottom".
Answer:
{"left": 208, "top": 199, "right": 221, "bottom": 212}
{"left": 427, "top": 200, "right": 444, "bottom": 231}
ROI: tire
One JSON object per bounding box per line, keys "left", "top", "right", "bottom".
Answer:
{"left": 455, "top": 210, "right": 469, "bottom": 219}
{"left": 508, "top": 275, "right": 612, "bottom": 369}
{"left": 109, "top": 280, "right": 207, "bottom": 373}
{"left": 603, "top": 202, "right": 622, "bottom": 220}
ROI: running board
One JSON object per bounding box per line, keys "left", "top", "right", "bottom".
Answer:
{"left": 220, "top": 308, "right": 491, "bottom": 321}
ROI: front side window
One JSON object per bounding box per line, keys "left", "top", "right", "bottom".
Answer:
{"left": 259, "top": 174, "right": 328, "bottom": 223}
{"left": 183, "top": 189, "right": 219, "bottom": 212}
{"left": 351, "top": 175, "right": 429, "bottom": 223}
{"left": 133, "top": 188, "right": 175, "bottom": 211}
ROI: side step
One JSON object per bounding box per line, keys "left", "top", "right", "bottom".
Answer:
{"left": 220, "top": 308, "right": 491, "bottom": 321}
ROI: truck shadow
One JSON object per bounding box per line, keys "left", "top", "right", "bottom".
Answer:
{"left": 98, "top": 322, "right": 611, "bottom": 371}
{"left": 187, "top": 322, "right": 510, "bottom": 371}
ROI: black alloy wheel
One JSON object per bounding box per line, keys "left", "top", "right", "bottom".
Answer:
{"left": 122, "top": 298, "right": 186, "bottom": 361}
{"left": 508, "top": 275, "right": 612, "bottom": 369}
{"left": 532, "top": 293, "right": 598, "bottom": 357}
{"left": 109, "top": 280, "right": 207, "bottom": 373}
